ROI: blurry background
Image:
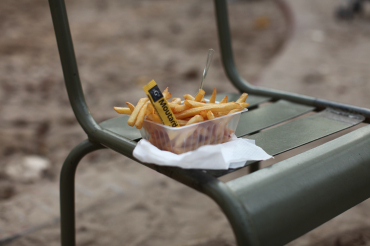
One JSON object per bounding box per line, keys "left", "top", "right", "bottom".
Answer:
{"left": 0, "top": 0, "right": 369, "bottom": 245}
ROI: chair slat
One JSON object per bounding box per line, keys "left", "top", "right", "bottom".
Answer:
{"left": 247, "top": 108, "right": 365, "bottom": 156}
{"left": 207, "top": 108, "right": 364, "bottom": 177}
{"left": 236, "top": 100, "right": 314, "bottom": 137}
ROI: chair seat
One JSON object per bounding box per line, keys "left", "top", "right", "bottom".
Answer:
{"left": 248, "top": 108, "right": 364, "bottom": 156}
{"left": 99, "top": 92, "right": 365, "bottom": 179}
{"left": 235, "top": 99, "right": 314, "bottom": 137}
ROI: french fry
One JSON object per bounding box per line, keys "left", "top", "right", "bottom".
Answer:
{"left": 197, "top": 126, "right": 210, "bottom": 139}
{"left": 183, "top": 94, "right": 195, "bottom": 101}
{"left": 209, "top": 88, "right": 217, "bottom": 103}
{"left": 215, "top": 111, "right": 228, "bottom": 117}
{"left": 194, "top": 89, "right": 205, "bottom": 102}
{"left": 147, "top": 113, "right": 162, "bottom": 124}
{"left": 135, "top": 101, "right": 149, "bottom": 129}
{"left": 162, "top": 87, "right": 171, "bottom": 99}
{"left": 183, "top": 132, "right": 202, "bottom": 146}
{"left": 185, "top": 100, "right": 216, "bottom": 108}
{"left": 236, "top": 93, "right": 248, "bottom": 103}
{"left": 206, "top": 110, "right": 215, "bottom": 120}
{"left": 172, "top": 104, "right": 190, "bottom": 113}
{"left": 177, "top": 119, "right": 189, "bottom": 126}
{"left": 171, "top": 98, "right": 181, "bottom": 104}
{"left": 175, "top": 103, "right": 241, "bottom": 119}
{"left": 215, "top": 121, "right": 228, "bottom": 143}
{"left": 224, "top": 128, "right": 235, "bottom": 138}
{"left": 228, "top": 108, "right": 243, "bottom": 114}
{"left": 238, "top": 102, "right": 249, "bottom": 108}
{"left": 184, "top": 100, "right": 193, "bottom": 108}
{"left": 113, "top": 107, "right": 131, "bottom": 115}
{"left": 168, "top": 102, "right": 179, "bottom": 111}
{"left": 126, "top": 102, "right": 135, "bottom": 112}
{"left": 127, "top": 98, "right": 149, "bottom": 126}
{"left": 186, "top": 115, "right": 204, "bottom": 125}
{"left": 174, "top": 129, "right": 194, "bottom": 147}
{"left": 185, "top": 99, "right": 242, "bottom": 112}
{"left": 219, "top": 96, "right": 228, "bottom": 103}
{"left": 147, "top": 102, "right": 155, "bottom": 115}
{"left": 199, "top": 110, "right": 208, "bottom": 119}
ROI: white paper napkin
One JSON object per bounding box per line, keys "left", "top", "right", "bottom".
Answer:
{"left": 133, "top": 135, "right": 272, "bottom": 170}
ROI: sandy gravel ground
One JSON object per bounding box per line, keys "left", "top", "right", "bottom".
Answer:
{"left": 0, "top": 0, "right": 288, "bottom": 245}
{"left": 1, "top": 0, "right": 370, "bottom": 245}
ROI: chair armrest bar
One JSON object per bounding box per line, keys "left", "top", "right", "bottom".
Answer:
{"left": 213, "top": 0, "right": 313, "bottom": 105}
{"left": 48, "top": 0, "right": 100, "bottom": 135}
{"left": 213, "top": 0, "right": 370, "bottom": 118}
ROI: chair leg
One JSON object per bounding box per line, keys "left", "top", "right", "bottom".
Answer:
{"left": 60, "top": 139, "right": 105, "bottom": 246}
{"left": 151, "top": 167, "right": 258, "bottom": 246}
{"left": 202, "top": 178, "right": 258, "bottom": 246}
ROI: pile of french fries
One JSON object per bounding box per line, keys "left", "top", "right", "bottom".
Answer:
{"left": 114, "top": 88, "right": 249, "bottom": 154}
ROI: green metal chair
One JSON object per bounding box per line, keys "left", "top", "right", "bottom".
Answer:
{"left": 48, "top": 0, "right": 370, "bottom": 245}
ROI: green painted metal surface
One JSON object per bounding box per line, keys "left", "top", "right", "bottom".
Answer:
{"left": 246, "top": 108, "right": 365, "bottom": 156}
{"left": 49, "top": 0, "right": 100, "bottom": 135}
{"left": 100, "top": 115, "right": 141, "bottom": 141}
{"left": 226, "top": 124, "right": 370, "bottom": 246}
{"left": 60, "top": 140, "right": 105, "bottom": 246}
{"left": 236, "top": 100, "right": 314, "bottom": 137}
{"left": 207, "top": 108, "right": 364, "bottom": 177}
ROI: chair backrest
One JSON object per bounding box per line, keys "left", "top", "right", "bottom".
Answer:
{"left": 213, "top": 0, "right": 370, "bottom": 118}
{"left": 49, "top": 0, "right": 370, "bottom": 136}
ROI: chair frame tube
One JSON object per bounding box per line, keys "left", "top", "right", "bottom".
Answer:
{"left": 60, "top": 141, "right": 258, "bottom": 246}
{"left": 60, "top": 140, "right": 105, "bottom": 246}
{"left": 48, "top": 0, "right": 100, "bottom": 135}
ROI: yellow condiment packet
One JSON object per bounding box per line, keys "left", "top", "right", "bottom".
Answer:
{"left": 142, "top": 80, "right": 179, "bottom": 127}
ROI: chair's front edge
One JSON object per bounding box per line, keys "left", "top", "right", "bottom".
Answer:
{"left": 226, "top": 124, "right": 370, "bottom": 246}
{"left": 48, "top": 0, "right": 100, "bottom": 135}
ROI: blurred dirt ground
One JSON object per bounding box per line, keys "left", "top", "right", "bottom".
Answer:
{"left": 0, "top": 0, "right": 370, "bottom": 245}
{"left": 0, "top": 0, "right": 289, "bottom": 245}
